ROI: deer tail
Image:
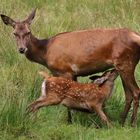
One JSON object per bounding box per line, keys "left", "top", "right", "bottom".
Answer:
{"left": 38, "top": 71, "right": 50, "bottom": 79}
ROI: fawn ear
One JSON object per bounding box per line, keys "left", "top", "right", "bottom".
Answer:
{"left": 39, "top": 71, "right": 50, "bottom": 79}
{"left": 25, "top": 9, "right": 36, "bottom": 25}
{"left": 1, "top": 14, "right": 16, "bottom": 27}
{"left": 90, "top": 75, "right": 108, "bottom": 86}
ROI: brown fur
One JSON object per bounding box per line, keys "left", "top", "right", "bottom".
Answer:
{"left": 27, "top": 69, "right": 118, "bottom": 127}
{"left": 1, "top": 10, "right": 140, "bottom": 126}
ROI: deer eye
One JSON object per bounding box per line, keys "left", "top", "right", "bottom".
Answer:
{"left": 13, "top": 33, "right": 19, "bottom": 37}
{"left": 23, "top": 32, "right": 30, "bottom": 38}
{"left": 25, "top": 32, "right": 31, "bottom": 36}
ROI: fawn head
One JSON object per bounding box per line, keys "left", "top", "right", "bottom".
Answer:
{"left": 90, "top": 69, "right": 118, "bottom": 85}
{"left": 1, "top": 9, "right": 36, "bottom": 54}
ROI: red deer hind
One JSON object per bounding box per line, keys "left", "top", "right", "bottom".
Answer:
{"left": 1, "top": 9, "right": 140, "bottom": 127}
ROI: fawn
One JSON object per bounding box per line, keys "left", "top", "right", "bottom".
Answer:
{"left": 27, "top": 69, "right": 118, "bottom": 127}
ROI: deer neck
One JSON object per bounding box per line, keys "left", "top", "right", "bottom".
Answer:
{"left": 25, "top": 34, "right": 48, "bottom": 66}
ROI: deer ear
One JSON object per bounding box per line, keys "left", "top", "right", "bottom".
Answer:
{"left": 25, "top": 9, "right": 36, "bottom": 25}
{"left": 1, "top": 14, "right": 16, "bottom": 27}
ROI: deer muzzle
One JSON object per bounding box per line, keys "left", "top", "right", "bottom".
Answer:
{"left": 18, "top": 47, "right": 28, "bottom": 54}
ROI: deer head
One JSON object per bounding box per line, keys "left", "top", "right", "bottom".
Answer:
{"left": 1, "top": 9, "right": 36, "bottom": 54}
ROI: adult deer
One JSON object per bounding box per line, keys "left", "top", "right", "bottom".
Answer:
{"left": 1, "top": 9, "right": 140, "bottom": 127}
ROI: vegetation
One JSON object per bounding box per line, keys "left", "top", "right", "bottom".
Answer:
{"left": 0, "top": 0, "right": 140, "bottom": 139}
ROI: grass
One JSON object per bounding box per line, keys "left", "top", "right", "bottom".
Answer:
{"left": 0, "top": 0, "right": 140, "bottom": 139}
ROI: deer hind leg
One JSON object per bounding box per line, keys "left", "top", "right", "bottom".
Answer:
{"left": 26, "top": 96, "right": 61, "bottom": 113}
{"left": 62, "top": 74, "right": 77, "bottom": 124}
{"left": 131, "top": 88, "right": 140, "bottom": 127}
{"left": 51, "top": 72, "right": 74, "bottom": 123}
{"left": 67, "top": 108, "right": 72, "bottom": 123}
{"left": 120, "top": 80, "right": 133, "bottom": 126}
{"left": 116, "top": 65, "right": 140, "bottom": 127}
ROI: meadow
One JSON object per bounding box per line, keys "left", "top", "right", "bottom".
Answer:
{"left": 0, "top": 0, "right": 140, "bottom": 139}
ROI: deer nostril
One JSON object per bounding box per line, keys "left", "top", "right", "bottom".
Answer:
{"left": 19, "top": 48, "right": 25, "bottom": 54}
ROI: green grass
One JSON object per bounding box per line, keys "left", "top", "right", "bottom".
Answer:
{"left": 1, "top": 0, "right": 140, "bottom": 139}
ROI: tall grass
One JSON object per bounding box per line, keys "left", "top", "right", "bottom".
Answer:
{"left": 1, "top": 0, "right": 140, "bottom": 139}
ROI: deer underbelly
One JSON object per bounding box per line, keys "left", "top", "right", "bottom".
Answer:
{"left": 49, "top": 57, "right": 113, "bottom": 76}
{"left": 61, "top": 99, "right": 90, "bottom": 111}
{"left": 71, "top": 61, "right": 113, "bottom": 76}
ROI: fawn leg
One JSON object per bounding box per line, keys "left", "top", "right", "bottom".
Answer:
{"left": 67, "top": 108, "right": 72, "bottom": 123}
{"left": 27, "top": 96, "right": 61, "bottom": 113}
{"left": 94, "top": 104, "right": 111, "bottom": 127}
